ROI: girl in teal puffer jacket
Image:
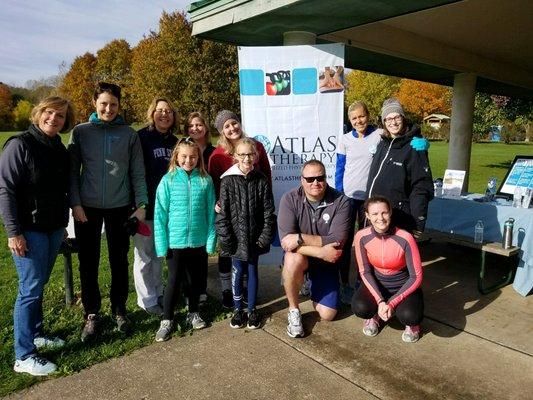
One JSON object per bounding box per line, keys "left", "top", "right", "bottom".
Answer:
{"left": 153, "top": 137, "right": 216, "bottom": 342}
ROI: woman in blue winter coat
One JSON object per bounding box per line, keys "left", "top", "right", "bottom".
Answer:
{"left": 216, "top": 138, "right": 276, "bottom": 330}
{"left": 153, "top": 137, "right": 216, "bottom": 342}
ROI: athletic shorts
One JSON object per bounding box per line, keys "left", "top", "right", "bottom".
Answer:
{"left": 308, "top": 260, "right": 339, "bottom": 309}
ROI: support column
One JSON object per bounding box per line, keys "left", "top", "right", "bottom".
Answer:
{"left": 283, "top": 31, "right": 316, "bottom": 45}
{"left": 448, "top": 72, "right": 477, "bottom": 193}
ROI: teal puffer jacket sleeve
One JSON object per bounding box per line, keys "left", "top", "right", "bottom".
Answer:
{"left": 154, "top": 172, "right": 171, "bottom": 257}
{"left": 205, "top": 175, "right": 217, "bottom": 254}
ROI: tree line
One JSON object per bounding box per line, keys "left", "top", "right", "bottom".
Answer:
{"left": 0, "top": 9, "right": 531, "bottom": 142}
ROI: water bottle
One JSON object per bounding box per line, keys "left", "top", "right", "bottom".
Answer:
{"left": 512, "top": 186, "right": 523, "bottom": 207}
{"left": 474, "top": 220, "right": 484, "bottom": 244}
{"left": 485, "top": 177, "right": 497, "bottom": 202}
{"left": 502, "top": 218, "right": 514, "bottom": 249}
{"left": 434, "top": 178, "right": 443, "bottom": 197}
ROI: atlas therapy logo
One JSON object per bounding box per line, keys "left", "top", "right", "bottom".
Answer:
{"left": 253, "top": 135, "right": 271, "bottom": 153}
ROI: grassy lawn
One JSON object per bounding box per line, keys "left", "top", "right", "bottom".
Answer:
{"left": 0, "top": 224, "right": 229, "bottom": 396}
{"left": 428, "top": 141, "right": 532, "bottom": 193}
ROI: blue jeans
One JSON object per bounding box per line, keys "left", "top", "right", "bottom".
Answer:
{"left": 13, "top": 229, "right": 64, "bottom": 360}
{"left": 232, "top": 257, "right": 258, "bottom": 312}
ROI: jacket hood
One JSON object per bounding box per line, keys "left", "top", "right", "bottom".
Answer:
{"left": 221, "top": 163, "right": 253, "bottom": 179}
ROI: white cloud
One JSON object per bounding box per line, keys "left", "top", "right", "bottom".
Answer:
{"left": 0, "top": 0, "right": 191, "bottom": 86}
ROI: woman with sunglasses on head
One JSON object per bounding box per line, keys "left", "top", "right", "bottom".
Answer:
{"left": 133, "top": 98, "right": 179, "bottom": 316}
{"left": 0, "top": 96, "right": 75, "bottom": 376}
{"left": 366, "top": 98, "right": 434, "bottom": 237}
{"left": 208, "top": 110, "right": 272, "bottom": 308}
{"left": 69, "top": 82, "right": 148, "bottom": 342}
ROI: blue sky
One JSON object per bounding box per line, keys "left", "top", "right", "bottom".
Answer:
{"left": 0, "top": 0, "right": 190, "bottom": 87}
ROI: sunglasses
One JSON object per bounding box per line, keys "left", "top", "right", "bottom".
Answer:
{"left": 302, "top": 175, "right": 326, "bottom": 183}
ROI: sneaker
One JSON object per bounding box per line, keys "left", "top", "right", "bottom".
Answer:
{"left": 363, "top": 315, "right": 380, "bottom": 337}
{"left": 81, "top": 314, "right": 100, "bottom": 342}
{"left": 230, "top": 309, "right": 247, "bottom": 329}
{"left": 145, "top": 304, "right": 163, "bottom": 316}
{"left": 222, "top": 289, "right": 233, "bottom": 309}
{"left": 402, "top": 325, "right": 421, "bottom": 343}
{"left": 155, "top": 319, "right": 173, "bottom": 342}
{"left": 33, "top": 336, "right": 65, "bottom": 350}
{"left": 14, "top": 355, "right": 57, "bottom": 376}
{"left": 115, "top": 314, "right": 132, "bottom": 334}
{"left": 286, "top": 309, "right": 304, "bottom": 338}
{"left": 247, "top": 310, "right": 261, "bottom": 330}
{"left": 199, "top": 293, "right": 208, "bottom": 305}
{"left": 299, "top": 275, "right": 311, "bottom": 296}
{"left": 339, "top": 284, "right": 354, "bottom": 306}
{"left": 187, "top": 312, "right": 207, "bottom": 330}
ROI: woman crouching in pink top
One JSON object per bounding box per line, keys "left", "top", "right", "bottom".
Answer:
{"left": 352, "top": 195, "right": 423, "bottom": 343}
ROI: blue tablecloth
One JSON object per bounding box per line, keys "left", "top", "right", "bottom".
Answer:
{"left": 426, "top": 196, "right": 533, "bottom": 296}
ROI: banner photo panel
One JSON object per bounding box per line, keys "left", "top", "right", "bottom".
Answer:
{"left": 238, "top": 44, "right": 345, "bottom": 264}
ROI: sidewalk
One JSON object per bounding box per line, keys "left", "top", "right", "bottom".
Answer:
{"left": 6, "top": 240, "right": 533, "bottom": 399}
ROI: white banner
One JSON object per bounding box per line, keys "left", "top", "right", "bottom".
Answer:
{"left": 238, "top": 44, "right": 345, "bottom": 264}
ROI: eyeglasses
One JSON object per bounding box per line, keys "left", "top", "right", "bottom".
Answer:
{"left": 178, "top": 136, "right": 195, "bottom": 144}
{"left": 383, "top": 115, "right": 402, "bottom": 124}
{"left": 302, "top": 175, "right": 326, "bottom": 183}
{"left": 155, "top": 109, "right": 173, "bottom": 115}
{"left": 236, "top": 153, "right": 255, "bottom": 159}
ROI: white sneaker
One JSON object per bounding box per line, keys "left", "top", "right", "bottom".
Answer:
{"left": 14, "top": 355, "right": 57, "bottom": 376}
{"left": 187, "top": 312, "right": 207, "bottom": 330}
{"left": 287, "top": 309, "right": 304, "bottom": 338}
{"left": 33, "top": 336, "right": 65, "bottom": 349}
{"left": 155, "top": 319, "right": 173, "bottom": 342}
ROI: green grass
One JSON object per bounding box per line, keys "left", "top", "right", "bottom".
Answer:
{"left": 0, "top": 228, "right": 229, "bottom": 396}
{"left": 427, "top": 141, "right": 532, "bottom": 193}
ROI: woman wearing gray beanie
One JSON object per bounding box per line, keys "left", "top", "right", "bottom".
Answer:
{"left": 366, "top": 98, "right": 434, "bottom": 236}
{"left": 207, "top": 110, "right": 272, "bottom": 308}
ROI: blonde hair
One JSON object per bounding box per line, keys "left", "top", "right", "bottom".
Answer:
{"left": 31, "top": 96, "right": 76, "bottom": 133}
{"left": 168, "top": 137, "right": 207, "bottom": 176}
{"left": 146, "top": 97, "right": 179, "bottom": 134}
{"left": 186, "top": 111, "right": 211, "bottom": 144}
{"left": 233, "top": 137, "right": 257, "bottom": 159}
{"left": 347, "top": 101, "right": 370, "bottom": 117}
{"left": 216, "top": 120, "right": 246, "bottom": 155}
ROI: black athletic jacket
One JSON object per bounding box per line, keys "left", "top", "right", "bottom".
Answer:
{"left": 366, "top": 124, "right": 434, "bottom": 232}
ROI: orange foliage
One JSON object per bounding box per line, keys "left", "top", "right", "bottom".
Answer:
{"left": 396, "top": 79, "right": 451, "bottom": 120}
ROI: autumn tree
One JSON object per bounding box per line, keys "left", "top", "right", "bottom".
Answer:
{"left": 397, "top": 79, "right": 451, "bottom": 122}
{"left": 0, "top": 83, "right": 14, "bottom": 130}
{"left": 58, "top": 52, "right": 97, "bottom": 122}
{"left": 13, "top": 100, "right": 33, "bottom": 130}
{"left": 96, "top": 39, "right": 133, "bottom": 121}
{"left": 130, "top": 11, "right": 239, "bottom": 126}
{"left": 345, "top": 70, "right": 400, "bottom": 122}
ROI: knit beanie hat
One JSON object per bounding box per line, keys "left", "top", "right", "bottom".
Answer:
{"left": 381, "top": 98, "right": 405, "bottom": 123}
{"left": 215, "top": 110, "right": 240, "bottom": 133}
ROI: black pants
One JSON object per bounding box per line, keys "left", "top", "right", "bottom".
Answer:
{"left": 351, "top": 283, "right": 424, "bottom": 326}
{"left": 75, "top": 206, "right": 130, "bottom": 317}
{"left": 164, "top": 247, "right": 207, "bottom": 319}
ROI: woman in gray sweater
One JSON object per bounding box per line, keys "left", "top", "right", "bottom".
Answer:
{"left": 69, "top": 82, "right": 147, "bottom": 342}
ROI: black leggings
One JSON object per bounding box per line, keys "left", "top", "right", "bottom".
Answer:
{"left": 163, "top": 247, "right": 207, "bottom": 319}
{"left": 351, "top": 283, "right": 424, "bottom": 326}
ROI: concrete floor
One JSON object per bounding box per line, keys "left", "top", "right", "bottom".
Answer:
{"left": 6, "top": 240, "right": 533, "bottom": 400}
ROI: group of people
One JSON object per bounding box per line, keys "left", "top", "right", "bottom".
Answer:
{"left": 0, "top": 80, "right": 434, "bottom": 377}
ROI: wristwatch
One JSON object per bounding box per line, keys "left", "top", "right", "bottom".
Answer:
{"left": 138, "top": 203, "right": 147, "bottom": 209}
{"left": 297, "top": 233, "right": 304, "bottom": 246}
